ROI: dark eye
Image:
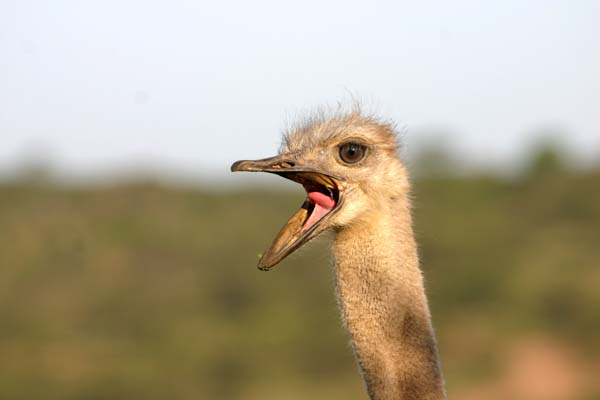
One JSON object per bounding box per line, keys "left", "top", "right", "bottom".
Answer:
{"left": 339, "top": 142, "right": 366, "bottom": 164}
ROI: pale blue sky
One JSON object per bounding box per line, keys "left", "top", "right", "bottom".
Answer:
{"left": 1, "top": 1, "right": 599, "bottom": 182}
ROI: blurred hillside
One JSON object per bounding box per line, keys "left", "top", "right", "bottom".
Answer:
{"left": 0, "top": 150, "right": 599, "bottom": 400}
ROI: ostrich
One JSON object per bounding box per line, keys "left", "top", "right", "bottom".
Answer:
{"left": 231, "top": 110, "right": 446, "bottom": 400}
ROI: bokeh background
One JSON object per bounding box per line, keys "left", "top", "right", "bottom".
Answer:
{"left": 1, "top": 1, "right": 599, "bottom": 399}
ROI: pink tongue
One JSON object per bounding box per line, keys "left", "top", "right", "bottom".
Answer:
{"left": 303, "top": 192, "right": 336, "bottom": 232}
{"left": 308, "top": 192, "right": 336, "bottom": 209}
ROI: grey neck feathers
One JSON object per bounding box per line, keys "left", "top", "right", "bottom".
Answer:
{"left": 333, "top": 197, "right": 446, "bottom": 400}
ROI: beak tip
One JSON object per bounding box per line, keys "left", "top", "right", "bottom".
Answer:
{"left": 257, "top": 256, "right": 277, "bottom": 271}
{"left": 257, "top": 257, "right": 271, "bottom": 270}
{"left": 230, "top": 160, "right": 243, "bottom": 172}
{"left": 257, "top": 263, "right": 270, "bottom": 271}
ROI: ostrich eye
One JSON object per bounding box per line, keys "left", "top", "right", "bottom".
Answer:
{"left": 339, "top": 142, "right": 366, "bottom": 164}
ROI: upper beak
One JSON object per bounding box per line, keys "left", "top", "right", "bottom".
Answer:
{"left": 231, "top": 155, "right": 297, "bottom": 174}
{"left": 231, "top": 154, "right": 342, "bottom": 270}
{"left": 231, "top": 154, "right": 339, "bottom": 194}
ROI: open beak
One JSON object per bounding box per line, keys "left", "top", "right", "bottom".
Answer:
{"left": 231, "top": 155, "right": 344, "bottom": 270}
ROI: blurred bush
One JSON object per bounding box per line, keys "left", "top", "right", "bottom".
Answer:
{"left": 0, "top": 148, "right": 599, "bottom": 400}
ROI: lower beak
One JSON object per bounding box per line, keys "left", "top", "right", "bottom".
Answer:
{"left": 231, "top": 155, "right": 341, "bottom": 270}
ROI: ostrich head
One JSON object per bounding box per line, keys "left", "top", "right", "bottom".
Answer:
{"left": 231, "top": 111, "right": 409, "bottom": 270}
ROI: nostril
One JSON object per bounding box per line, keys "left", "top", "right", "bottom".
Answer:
{"left": 280, "top": 160, "right": 295, "bottom": 168}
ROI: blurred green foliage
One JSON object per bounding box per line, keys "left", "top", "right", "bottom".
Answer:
{"left": 0, "top": 153, "right": 599, "bottom": 399}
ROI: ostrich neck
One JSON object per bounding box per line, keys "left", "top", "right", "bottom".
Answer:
{"left": 333, "top": 199, "right": 445, "bottom": 400}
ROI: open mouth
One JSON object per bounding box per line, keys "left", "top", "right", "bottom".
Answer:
{"left": 231, "top": 158, "right": 343, "bottom": 270}
{"left": 282, "top": 171, "right": 341, "bottom": 233}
